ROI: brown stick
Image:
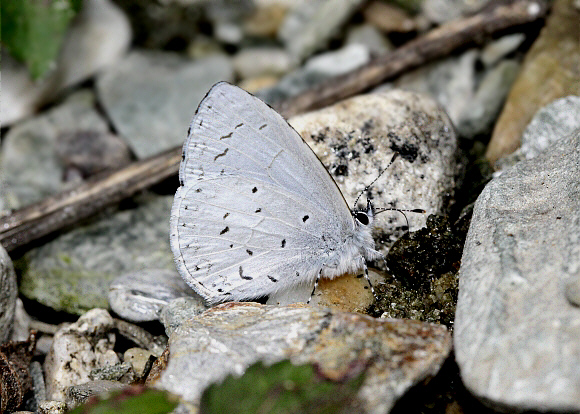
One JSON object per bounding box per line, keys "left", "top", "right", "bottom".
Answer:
{"left": 0, "top": 0, "right": 548, "bottom": 253}
{"left": 276, "top": 0, "right": 549, "bottom": 117}
{"left": 1, "top": 148, "right": 182, "bottom": 252}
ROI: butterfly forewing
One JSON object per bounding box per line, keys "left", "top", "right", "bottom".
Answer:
{"left": 172, "top": 82, "right": 354, "bottom": 303}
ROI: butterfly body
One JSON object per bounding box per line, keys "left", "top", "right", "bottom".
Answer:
{"left": 171, "top": 82, "right": 380, "bottom": 304}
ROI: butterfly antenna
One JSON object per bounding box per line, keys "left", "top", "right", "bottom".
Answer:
{"left": 353, "top": 153, "right": 399, "bottom": 208}
{"left": 375, "top": 207, "right": 426, "bottom": 231}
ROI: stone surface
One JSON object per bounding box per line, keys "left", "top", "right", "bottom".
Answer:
{"left": 108, "top": 268, "right": 195, "bottom": 322}
{"left": 495, "top": 96, "right": 580, "bottom": 170}
{"left": 455, "top": 130, "right": 580, "bottom": 411}
{"left": 278, "top": 0, "right": 365, "bottom": 61}
{"left": 421, "top": 0, "right": 492, "bottom": 24}
{"left": 0, "top": 0, "right": 131, "bottom": 126}
{"left": 362, "top": 1, "right": 417, "bottom": 33}
{"left": 288, "top": 89, "right": 460, "bottom": 257}
{"left": 44, "top": 309, "right": 119, "bottom": 402}
{"left": 38, "top": 401, "right": 67, "bottom": 414}
{"left": 232, "top": 47, "right": 293, "bottom": 79}
{"left": 257, "top": 44, "right": 371, "bottom": 105}
{"left": 486, "top": 0, "right": 580, "bottom": 163}
{"left": 0, "top": 246, "right": 18, "bottom": 343}
{"left": 1, "top": 91, "right": 111, "bottom": 209}
{"left": 480, "top": 33, "right": 526, "bottom": 68}
{"left": 390, "top": 49, "right": 478, "bottom": 128}
{"left": 123, "top": 348, "right": 155, "bottom": 379}
{"left": 30, "top": 361, "right": 47, "bottom": 410}
{"left": 97, "top": 50, "right": 234, "bottom": 159}
{"left": 456, "top": 60, "right": 520, "bottom": 139}
{"left": 345, "top": 24, "right": 392, "bottom": 55}
{"left": 19, "top": 194, "right": 174, "bottom": 315}
{"left": 160, "top": 297, "right": 210, "bottom": 337}
{"left": 154, "top": 303, "right": 452, "bottom": 414}
{"left": 65, "top": 380, "right": 127, "bottom": 409}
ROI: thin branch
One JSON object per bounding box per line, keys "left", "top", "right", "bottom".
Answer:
{"left": 0, "top": 0, "right": 548, "bottom": 253}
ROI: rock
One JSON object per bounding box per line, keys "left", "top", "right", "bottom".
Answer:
{"left": 0, "top": 246, "right": 18, "bottom": 343}
{"left": 44, "top": 309, "right": 119, "bottom": 402}
{"left": 153, "top": 303, "right": 452, "bottom": 413}
{"left": 38, "top": 401, "right": 67, "bottom": 414}
{"left": 160, "top": 297, "right": 209, "bottom": 337}
{"left": 1, "top": 91, "right": 111, "bottom": 209}
{"left": 18, "top": 194, "right": 174, "bottom": 315}
{"left": 89, "top": 362, "right": 135, "bottom": 383}
{"left": 361, "top": 1, "right": 418, "bottom": 33}
{"left": 455, "top": 60, "right": 520, "bottom": 139}
{"left": 11, "top": 299, "right": 31, "bottom": 342}
{"left": 486, "top": 0, "right": 580, "bottom": 164}
{"left": 455, "top": 130, "right": 580, "bottom": 411}
{"left": 232, "top": 47, "right": 293, "bottom": 80}
{"left": 0, "top": 0, "right": 131, "bottom": 126}
{"left": 278, "top": 0, "right": 365, "bottom": 62}
{"left": 345, "top": 24, "right": 393, "bottom": 55}
{"left": 480, "top": 33, "right": 526, "bottom": 68}
{"left": 123, "top": 348, "right": 155, "bottom": 379}
{"left": 65, "top": 380, "right": 127, "bottom": 409}
{"left": 288, "top": 89, "right": 460, "bottom": 255}
{"left": 422, "top": 0, "right": 492, "bottom": 24}
{"left": 495, "top": 96, "right": 580, "bottom": 170}
{"left": 257, "top": 44, "right": 371, "bottom": 105}
{"left": 108, "top": 269, "right": 194, "bottom": 323}
{"left": 97, "top": 50, "right": 234, "bottom": 159}
{"left": 391, "top": 49, "right": 479, "bottom": 127}
{"left": 30, "top": 361, "right": 47, "bottom": 409}
{"left": 242, "top": 3, "right": 288, "bottom": 38}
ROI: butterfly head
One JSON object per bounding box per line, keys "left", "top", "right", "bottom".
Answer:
{"left": 353, "top": 199, "right": 374, "bottom": 228}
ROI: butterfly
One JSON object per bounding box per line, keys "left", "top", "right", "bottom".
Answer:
{"left": 170, "top": 82, "right": 415, "bottom": 305}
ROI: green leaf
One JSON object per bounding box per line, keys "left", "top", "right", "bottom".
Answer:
{"left": 68, "top": 387, "right": 178, "bottom": 414}
{"left": 1, "top": 0, "right": 83, "bottom": 79}
{"left": 200, "top": 360, "right": 366, "bottom": 414}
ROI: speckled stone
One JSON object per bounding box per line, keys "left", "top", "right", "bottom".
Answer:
{"left": 153, "top": 303, "right": 452, "bottom": 414}
{"left": 455, "top": 130, "right": 580, "bottom": 412}
{"left": 0, "top": 246, "right": 18, "bottom": 343}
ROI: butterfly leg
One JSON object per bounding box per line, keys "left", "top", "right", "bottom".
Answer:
{"left": 307, "top": 267, "right": 324, "bottom": 304}
{"left": 360, "top": 257, "right": 378, "bottom": 301}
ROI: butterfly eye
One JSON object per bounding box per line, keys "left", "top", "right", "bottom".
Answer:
{"left": 355, "top": 212, "right": 369, "bottom": 226}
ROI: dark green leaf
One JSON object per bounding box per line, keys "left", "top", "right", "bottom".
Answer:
{"left": 68, "top": 387, "right": 178, "bottom": 414}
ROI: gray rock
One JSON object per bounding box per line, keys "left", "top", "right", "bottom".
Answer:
{"left": 0, "top": 0, "right": 130, "bottom": 126}
{"left": 391, "top": 49, "right": 479, "bottom": 127}
{"left": 455, "top": 130, "right": 580, "bottom": 412}
{"left": 154, "top": 303, "right": 452, "bottom": 414}
{"left": 279, "top": 0, "right": 365, "bottom": 62}
{"left": 456, "top": 60, "right": 520, "bottom": 138}
{"left": 38, "top": 401, "right": 67, "bottom": 414}
{"left": 97, "top": 50, "right": 234, "bottom": 159}
{"left": 422, "top": 0, "right": 492, "bottom": 24}
{"left": 108, "top": 268, "right": 194, "bottom": 323}
{"left": 65, "top": 380, "right": 127, "bottom": 409}
{"left": 19, "top": 194, "right": 174, "bottom": 315}
{"left": 257, "top": 44, "right": 371, "bottom": 105}
{"left": 1, "top": 91, "right": 111, "bottom": 209}
{"left": 288, "top": 89, "right": 460, "bottom": 255}
{"left": 30, "top": 361, "right": 47, "bottom": 408}
{"left": 345, "top": 24, "right": 392, "bottom": 55}
{"left": 480, "top": 33, "right": 526, "bottom": 68}
{"left": 232, "top": 47, "right": 293, "bottom": 80}
{"left": 520, "top": 96, "right": 580, "bottom": 159}
{"left": 11, "top": 299, "right": 32, "bottom": 342}
{"left": 160, "top": 297, "right": 209, "bottom": 337}
{"left": 0, "top": 245, "right": 18, "bottom": 343}
{"left": 44, "top": 309, "right": 119, "bottom": 402}
{"left": 495, "top": 96, "right": 580, "bottom": 170}
{"left": 89, "top": 362, "right": 135, "bottom": 383}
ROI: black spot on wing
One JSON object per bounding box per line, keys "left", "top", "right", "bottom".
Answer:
{"left": 223, "top": 212, "right": 229, "bottom": 219}
{"left": 214, "top": 148, "right": 229, "bottom": 161}
{"left": 220, "top": 132, "right": 233, "bottom": 140}
{"left": 255, "top": 208, "right": 261, "bottom": 213}
{"left": 259, "top": 124, "right": 267, "bottom": 130}
{"left": 302, "top": 215, "right": 309, "bottom": 222}
{"left": 268, "top": 275, "right": 278, "bottom": 283}
{"left": 220, "top": 226, "right": 229, "bottom": 235}
{"left": 246, "top": 249, "right": 253, "bottom": 256}
{"left": 235, "top": 123, "right": 244, "bottom": 129}
{"left": 239, "top": 266, "right": 252, "bottom": 280}
{"left": 252, "top": 187, "right": 258, "bottom": 193}
{"left": 295, "top": 271, "right": 300, "bottom": 277}
{"left": 281, "top": 239, "right": 286, "bottom": 248}
{"left": 196, "top": 188, "right": 202, "bottom": 193}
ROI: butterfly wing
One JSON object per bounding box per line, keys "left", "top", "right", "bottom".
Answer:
{"left": 171, "top": 82, "right": 354, "bottom": 303}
